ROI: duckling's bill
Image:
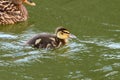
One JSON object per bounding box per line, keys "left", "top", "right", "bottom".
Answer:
{"left": 69, "top": 34, "right": 77, "bottom": 38}
{"left": 24, "top": 0, "right": 36, "bottom": 6}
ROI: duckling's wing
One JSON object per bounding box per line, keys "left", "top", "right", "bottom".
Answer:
{"left": 26, "top": 33, "right": 57, "bottom": 48}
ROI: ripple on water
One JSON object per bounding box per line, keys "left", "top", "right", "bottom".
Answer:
{"left": 91, "top": 65, "right": 113, "bottom": 72}
{"left": 105, "top": 71, "right": 119, "bottom": 77}
{"left": 81, "top": 37, "right": 120, "bottom": 49}
{"left": 0, "top": 32, "right": 17, "bottom": 39}
{"left": 67, "top": 42, "right": 86, "bottom": 52}
{"left": 0, "top": 34, "right": 84, "bottom": 66}
{"left": 101, "top": 54, "right": 120, "bottom": 60}
{"left": 65, "top": 70, "right": 92, "bottom": 80}
{"left": 107, "top": 43, "right": 120, "bottom": 49}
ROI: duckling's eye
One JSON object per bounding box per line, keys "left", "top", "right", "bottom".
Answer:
{"left": 61, "top": 32, "right": 64, "bottom": 35}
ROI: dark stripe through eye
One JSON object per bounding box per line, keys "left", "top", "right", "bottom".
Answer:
{"left": 62, "top": 31, "right": 70, "bottom": 34}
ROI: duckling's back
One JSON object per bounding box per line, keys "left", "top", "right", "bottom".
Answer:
{"left": 26, "top": 33, "right": 65, "bottom": 49}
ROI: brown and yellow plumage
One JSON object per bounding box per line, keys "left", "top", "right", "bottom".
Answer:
{"left": 26, "top": 27, "right": 74, "bottom": 49}
{"left": 0, "top": 0, "right": 35, "bottom": 25}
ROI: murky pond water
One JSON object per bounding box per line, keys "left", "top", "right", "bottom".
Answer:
{"left": 0, "top": 0, "right": 120, "bottom": 80}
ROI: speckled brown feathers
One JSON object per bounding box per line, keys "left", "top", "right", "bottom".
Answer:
{"left": 0, "top": 0, "right": 35, "bottom": 25}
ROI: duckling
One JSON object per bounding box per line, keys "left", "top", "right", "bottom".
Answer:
{"left": 0, "top": 0, "right": 36, "bottom": 25}
{"left": 26, "top": 27, "right": 75, "bottom": 49}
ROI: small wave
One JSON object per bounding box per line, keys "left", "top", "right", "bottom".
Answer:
{"left": 0, "top": 33, "right": 17, "bottom": 39}
{"left": 81, "top": 38, "right": 120, "bottom": 49}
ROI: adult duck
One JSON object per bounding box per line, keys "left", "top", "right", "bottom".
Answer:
{"left": 0, "top": 0, "right": 36, "bottom": 25}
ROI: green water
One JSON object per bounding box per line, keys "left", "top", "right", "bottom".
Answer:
{"left": 0, "top": 0, "right": 120, "bottom": 80}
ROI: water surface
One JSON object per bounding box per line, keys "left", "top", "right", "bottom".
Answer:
{"left": 0, "top": 0, "right": 120, "bottom": 80}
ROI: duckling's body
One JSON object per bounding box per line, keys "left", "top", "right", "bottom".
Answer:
{"left": 26, "top": 27, "right": 72, "bottom": 49}
{"left": 0, "top": 0, "right": 35, "bottom": 25}
{"left": 27, "top": 33, "right": 66, "bottom": 48}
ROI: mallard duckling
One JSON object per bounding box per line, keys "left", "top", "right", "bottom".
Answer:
{"left": 26, "top": 27, "right": 75, "bottom": 49}
{"left": 0, "top": 0, "right": 36, "bottom": 25}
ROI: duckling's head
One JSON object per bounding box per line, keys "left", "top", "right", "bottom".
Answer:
{"left": 55, "top": 27, "right": 71, "bottom": 39}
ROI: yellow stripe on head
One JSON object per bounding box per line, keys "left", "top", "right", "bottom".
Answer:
{"left": 62, "top": 30, "right": 70, "bottom": 34}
